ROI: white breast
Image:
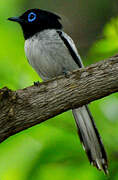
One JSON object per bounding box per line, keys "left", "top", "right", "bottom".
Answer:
{"left": 25, "top": 29, "right": 79, "bottom": 80}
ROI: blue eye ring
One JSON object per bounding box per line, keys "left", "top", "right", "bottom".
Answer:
{"left": 28, "top": 12, "right": 37, "bottom": 22}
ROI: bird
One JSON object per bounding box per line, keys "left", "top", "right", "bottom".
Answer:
{"left": 8, "top": 8, "right": 108, "bottom": 174}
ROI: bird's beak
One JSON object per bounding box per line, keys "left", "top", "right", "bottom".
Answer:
{"left": 8, "top": 17, "right": 23, "bottom": 23}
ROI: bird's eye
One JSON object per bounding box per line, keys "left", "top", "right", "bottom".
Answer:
{"left": 28, "top": 12, "right": 37, "bottom": 22}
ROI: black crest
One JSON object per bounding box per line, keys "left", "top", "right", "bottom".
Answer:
{"left": 8, "top": 9, "right": 62, "bottom": 39}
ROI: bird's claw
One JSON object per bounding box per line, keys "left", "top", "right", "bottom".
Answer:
{"left": 34, "top": 81, "right": 40, "bottom": 86}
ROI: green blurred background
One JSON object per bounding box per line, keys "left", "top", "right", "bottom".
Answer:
{"left": 0, "top": 0, "right": 118, "bottom": 179}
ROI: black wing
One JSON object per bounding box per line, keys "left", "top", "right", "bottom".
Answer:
{"left": 57, "top": 30, "right": 83, "bottom": 68}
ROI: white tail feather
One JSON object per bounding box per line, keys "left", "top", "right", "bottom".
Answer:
{"left": 72, "top": 105, "right": 108, "bottom": 174}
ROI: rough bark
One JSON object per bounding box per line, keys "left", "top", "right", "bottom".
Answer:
{"left": 0, "top": 55, "right": 118, "bottom": 143}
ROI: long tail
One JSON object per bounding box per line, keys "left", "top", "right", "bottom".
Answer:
{"left": 72, "top": 105, "right": 108, "bottom": 174}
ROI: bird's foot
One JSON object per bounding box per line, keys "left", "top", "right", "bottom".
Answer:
{"left": 63, "top": 69, "right": 70, "bottom": 78}
{"left": 34, "top": 81, "right": 40, "bottom": 86}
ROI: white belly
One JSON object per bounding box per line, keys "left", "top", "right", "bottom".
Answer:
{"left": 25, "top": 29, "right": 79, "bottom": 80}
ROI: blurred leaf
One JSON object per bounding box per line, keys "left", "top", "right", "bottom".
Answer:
{"left": 86, "top": 17, "right": 118, "bottom": 65}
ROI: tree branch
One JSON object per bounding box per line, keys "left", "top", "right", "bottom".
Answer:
{"left": 0, "top": 55, "right": 118, "bottom": 143}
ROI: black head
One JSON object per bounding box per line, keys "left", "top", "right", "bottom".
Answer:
{"left": 8, "top": 9, "right": 62, "bottom": 40}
